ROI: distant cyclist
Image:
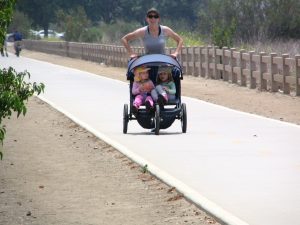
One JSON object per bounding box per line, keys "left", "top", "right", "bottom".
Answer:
{"left": 13, "top": 30, "right": 23, "bottom": 56}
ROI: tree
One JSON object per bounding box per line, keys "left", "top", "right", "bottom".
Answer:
{"left": 264, "top": 0, "right": 300, "bottom": 39}
{"left": 8, "top": 10, "right": 32, "bottom": 37}
{"left": 16, "top": 0, "right": 60, "bottom": 36}
{"left": 56, "top": 6, "right": 90, "bottom": 42}
{"left": 84, "top": 0, "right": 122, "bottom": 24}
{"left": 0, "top": 0, "right": 16, "bottom": 48}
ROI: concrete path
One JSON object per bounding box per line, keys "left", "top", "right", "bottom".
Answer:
{"left": 1, "top": 55, "right": 300, "bottom": 225}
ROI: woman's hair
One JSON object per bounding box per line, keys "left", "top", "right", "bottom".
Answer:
{"left": 147, "top": 7, "right": 159, "bottom": 16}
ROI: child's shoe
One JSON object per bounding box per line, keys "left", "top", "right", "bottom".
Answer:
{"left": 145, "top": 96, "right": 154, "bottom": 112}
{"left": 132, "top": 104, "right": 139, "bottom": 114}
{"left": 145, "top": 100, "right": 154, "bottom": 112}
{"left": 145, "top": 101, "right": 151, "bottom": 112}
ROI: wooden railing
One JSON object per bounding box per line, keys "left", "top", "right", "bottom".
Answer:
{"left": 23, "top": 40, "right": 300, "bottom": 96}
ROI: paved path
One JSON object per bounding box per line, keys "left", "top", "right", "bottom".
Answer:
{"left": 1, "top": 56, "right": 300, "bottom": 225}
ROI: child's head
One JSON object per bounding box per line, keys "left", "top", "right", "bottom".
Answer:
{"left": 157, "top": 66, "right": 172, "bottom": 83}
{"left": 134, "top": 65, "right": 150, "bottom": 81}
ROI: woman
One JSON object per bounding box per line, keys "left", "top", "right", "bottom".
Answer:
{"left": 121, "top": 8, "right": 183, "bottom": 58}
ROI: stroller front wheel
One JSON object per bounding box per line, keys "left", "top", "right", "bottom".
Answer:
{"left": 181, "top": 103, "right": 187, "bottom": 133}
{"left": 123, "top": 104, "right": 129, "bottom": 134}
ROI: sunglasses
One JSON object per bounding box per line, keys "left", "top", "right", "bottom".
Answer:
{"left": 147, "top": 14, "right": 159, "bottom": 19}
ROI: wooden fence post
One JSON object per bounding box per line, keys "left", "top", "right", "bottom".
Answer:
{"left": 190, "top": 47, "right": 195, "bottom": 76}
{"left": 296, "top": 55, "right": 300, "bottom": 96}
{"left": 194, "top": 47, "right": 200, "bottom": 77}
{"left": 249, "top": 51, "right": 256, "bottom": 89}
{"left": 230, "top": 48, "right": 237, "bottom": 83}
{"left": 222, "top": 47, "right": 229, "bottom": 81}
{"left": 270, "top": 53, "right": 278, "bottom": 92}
{"left": 239, "top": 49, "right": 246, "bottom": 86}
{"left": 66, "top": 41, "right": 69, "bottom": 57}
{"left": 212, "top": 46, "right": 217, "bottom": 79}
{"left": 182, "top": 47, "right": 188, "bottom": 75}
{"left": 259, "top": 52, "right": 267, "bottom": 90}
{"left": 199, "top": 46, "right": 204, "bottom": 77}
{"left": 214, "top": 46, "right": 221, "bottom": 80}
{"left": 206, "top": 46, "right": 212, "bottom": 78}
{"left": 282, "top": 54, "right": 290, "bottom": 94}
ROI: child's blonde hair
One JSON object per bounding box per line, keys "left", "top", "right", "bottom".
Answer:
{"left": 134, "top": 65, "right": 150, "bottom": 82}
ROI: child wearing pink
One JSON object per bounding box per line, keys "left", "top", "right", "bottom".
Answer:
{"left": 132, "top": 66, "right": 155, "bottom": 112}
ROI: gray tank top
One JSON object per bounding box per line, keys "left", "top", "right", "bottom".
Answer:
{"left": 142, "top": 26, "right": 166, "bottom": 54}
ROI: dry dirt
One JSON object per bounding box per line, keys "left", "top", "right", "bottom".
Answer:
{"left": 1, "top": 49, "right": 299, "bottom": 225}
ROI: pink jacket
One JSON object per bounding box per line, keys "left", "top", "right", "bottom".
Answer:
{"left": 132, "top": 79, "right": 155, "bottom": 95}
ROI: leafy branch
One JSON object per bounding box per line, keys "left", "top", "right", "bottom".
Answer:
{"left": 0, "top": 67, "right": 45, "bottom": 159}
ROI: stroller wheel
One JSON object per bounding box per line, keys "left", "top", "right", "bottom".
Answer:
{"left": 181, "top": 103, "right": 187, "bottom": 133}
{"left": 123, "top": 104, "right": 129, "bottom": 134}
{"left": 154, "top": 104, "right": 160, "bottom": 135}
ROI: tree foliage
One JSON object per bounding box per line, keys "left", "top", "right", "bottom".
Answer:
{"left": 199, "top": 0, "right": 300, "bottom": 42}
{"left": 56, "top": 6, "right": 90, "bottom": 42}
{"left": 16, "top": 0, "right": 60, "bottom": 36}
{"left": 0, "top": 0, "right": 16, "bottom": 48}
{"left": 14, "top": 0, "right": 300, "bottom": 43}
{"left": 8, "top": 10, "right": 32, "bottom": 38}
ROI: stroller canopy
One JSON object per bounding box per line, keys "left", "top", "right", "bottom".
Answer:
{"left": 127, "top": 54, "right": 182, "bottom": 73}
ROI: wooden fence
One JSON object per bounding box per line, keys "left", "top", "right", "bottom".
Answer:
{"left": 24, "top": 40, "right": 300, "bottom": 96}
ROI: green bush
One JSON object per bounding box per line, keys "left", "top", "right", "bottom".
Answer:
{"left": 80, "top": 27, "right": 102, "bottom": 43}
{"left": 167, "top": 31, "right": 205, "bottom": 47}
{"left": 0, "top": 67, "right": 45, "bottom": 160}
{"left": 100, "top": 20, "right": 140, "bottom": 44}
{"left": 212, "top": 19, "right": 237, "bottom": 48}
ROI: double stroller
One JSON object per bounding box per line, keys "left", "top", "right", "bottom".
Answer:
{"left": 123, "top": 54, "right": 187, "bottom": 135}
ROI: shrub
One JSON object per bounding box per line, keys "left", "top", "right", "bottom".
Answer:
{"left": 212, "top": 19, "right": 236, "bottom": 48}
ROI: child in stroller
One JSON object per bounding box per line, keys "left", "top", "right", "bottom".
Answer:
{"left": 151, "top": 66, "right": 176, "bottom": 108}
{"left": 132, "top": 65, "right": 155, "bottom": 113}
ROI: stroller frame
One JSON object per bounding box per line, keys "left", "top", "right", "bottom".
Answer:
{"left": 123, "top": 54, "right": 187, "bottom": 135}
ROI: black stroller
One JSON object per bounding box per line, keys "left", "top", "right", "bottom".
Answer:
{"left": 123, "top": 54, "right": 187, "bottom": 135}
